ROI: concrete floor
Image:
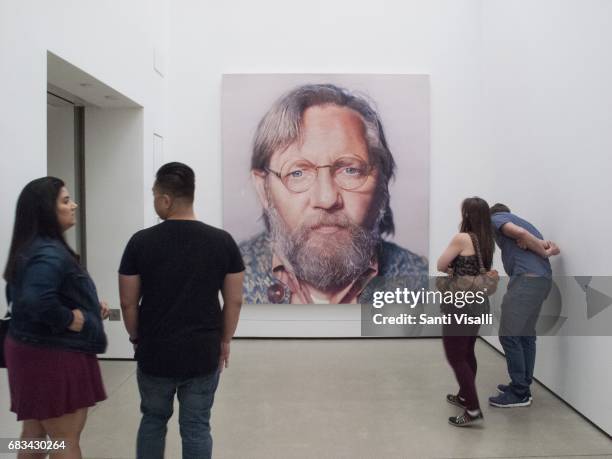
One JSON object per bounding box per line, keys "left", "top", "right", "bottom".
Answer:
{"left": 1, "top": 338, "right": 611, "bottom": 459}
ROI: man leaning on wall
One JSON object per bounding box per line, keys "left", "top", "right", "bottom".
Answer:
{"left": 488, "top": 203, "right": 560, "bottom": 408}
{"left": 118, "top": 162, "right": 245, "bottom": 459}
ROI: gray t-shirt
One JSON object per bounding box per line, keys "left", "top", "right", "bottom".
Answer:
{"left": 491, "top": 212, "right": 552, "bottom": 278}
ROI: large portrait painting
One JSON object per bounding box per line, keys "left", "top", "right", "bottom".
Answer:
{"left": 222, "top": 74, "right": 429, "bottom": 305}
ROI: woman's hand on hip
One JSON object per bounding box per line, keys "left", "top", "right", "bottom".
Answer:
{"left": 68, "top": 309, "right": 85, "bottom": 332}
{"left": 100, "top": 301, "right": 110, "bottom": 320}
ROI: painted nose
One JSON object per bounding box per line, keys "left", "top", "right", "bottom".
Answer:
{"left": 310, "top": 168, "right": 342, "bottom": 210}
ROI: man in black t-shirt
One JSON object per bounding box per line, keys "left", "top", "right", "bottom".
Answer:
{"left": 119, "top": 162, "right": 244, "bottom": 459}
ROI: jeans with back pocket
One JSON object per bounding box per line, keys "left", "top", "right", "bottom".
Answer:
{"left": 136, "top": 367, "right": 220, "bottom": 459}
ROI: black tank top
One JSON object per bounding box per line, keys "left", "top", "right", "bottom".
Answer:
{"left": 451, "top": 255, "right": 480, "bottom": 276}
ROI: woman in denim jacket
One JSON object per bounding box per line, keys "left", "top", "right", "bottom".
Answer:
{"left": 3, "top": 177, "right": 108, "bottom": 458}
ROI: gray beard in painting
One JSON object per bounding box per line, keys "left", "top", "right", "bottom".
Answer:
{"left": 266, "top": 203, "right": 384, "bottom": 292}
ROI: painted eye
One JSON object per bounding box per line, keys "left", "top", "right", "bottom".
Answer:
{"left": 339, "top": 165, "right": 365, "bottom": 177}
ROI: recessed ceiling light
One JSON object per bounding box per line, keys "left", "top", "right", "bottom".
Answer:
{"left": 79, "top": 83, "right": 92, "bottom": 87}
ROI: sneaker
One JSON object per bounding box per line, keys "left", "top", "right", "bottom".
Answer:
{"left": 489, "top": 391, "right": 532, "bottom": 408}
{"left": 496, "top": 383, "right": 510, "bottom": 393}
{"left": 446, "top": 394, "right": 466, "bottom": 409}
{"left": 448, "top": 410, "right": 484, "bottom": 427}
{"left": 496, "top": 384, "right": 533, "bottom": 401}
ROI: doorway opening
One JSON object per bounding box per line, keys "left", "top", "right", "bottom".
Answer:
{"left": 46, "top": 51, "right": 144, "bottom": 356}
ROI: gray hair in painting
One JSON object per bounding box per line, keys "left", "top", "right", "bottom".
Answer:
{"left": 251, "top": 83, "right": 397, "bottom": 236}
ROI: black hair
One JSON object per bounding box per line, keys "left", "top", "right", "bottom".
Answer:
{"left": 490, "top": 203, "right": 511, "bottom": 215}
{"left": 460, "top": 197, "right": 495, "bottom": 270}
{"left": 154, "top": 162, "right": 195, "bottom": 202}
{"left": 3, "top": 177, "right": 78, "bottom": 282}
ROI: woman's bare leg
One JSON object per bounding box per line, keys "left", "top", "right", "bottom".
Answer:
{"left": 40, "top": 408, "right": 88, "bottom": 459}
{"left": 18, "top": 419, "right": 47, "bottom": 459}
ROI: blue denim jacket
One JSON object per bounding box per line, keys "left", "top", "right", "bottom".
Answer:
{"left": 7, "top": 237, "right": 107, "bottom": 354}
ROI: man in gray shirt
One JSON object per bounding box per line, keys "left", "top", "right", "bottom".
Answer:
{"left": 488, "top": 203, "right": 560, "bottom": 408}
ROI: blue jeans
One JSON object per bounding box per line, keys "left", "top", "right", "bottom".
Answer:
{"left": 499, "top": 276, "right": 552, "bottom": 397}
{"left": 136, "top": 367, "right": 220, "bottom": 459}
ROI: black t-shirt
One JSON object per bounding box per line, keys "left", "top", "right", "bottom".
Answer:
{"left": 119, "top": 220, "right": 244, "bottom": 378}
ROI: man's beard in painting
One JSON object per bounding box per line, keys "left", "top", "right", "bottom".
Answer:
{"left": 266, "top": 200, "right": 385, "bottom": 292}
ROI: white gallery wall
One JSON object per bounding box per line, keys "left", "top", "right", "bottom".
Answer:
{"left": 166, "top": 0, "right": 486, "bottom": 334}
{"left": 0, "top": 0, "right": 168, "bottom": 358}
{"left": 165, "top": 0, "right": 611, "bottom": 434}
{"left": 167, "top": 0, "right": 485, "bottom": 245}
{"left": 0, "top": 0, "right": 610, "bottom": 436}
{"left": 84, "top": 108, "right": 145, "bottom": 358}
{"left": 480, "top": 0, "right": 612, "bottom": 436}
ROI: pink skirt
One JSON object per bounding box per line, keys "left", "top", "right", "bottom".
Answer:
{"left": 4, "top": 335, "right": 107, "bottom": 421}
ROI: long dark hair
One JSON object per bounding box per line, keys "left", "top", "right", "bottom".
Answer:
{"left": 459, "top": 197, "right": 495, "bottom": 270}
{"left": 3, "top": 177, "right": 78, "bottom": 283}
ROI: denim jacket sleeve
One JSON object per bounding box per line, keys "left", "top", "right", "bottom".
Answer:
{"left": 20, "top": 246, "right": 74, "bottom": 333}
